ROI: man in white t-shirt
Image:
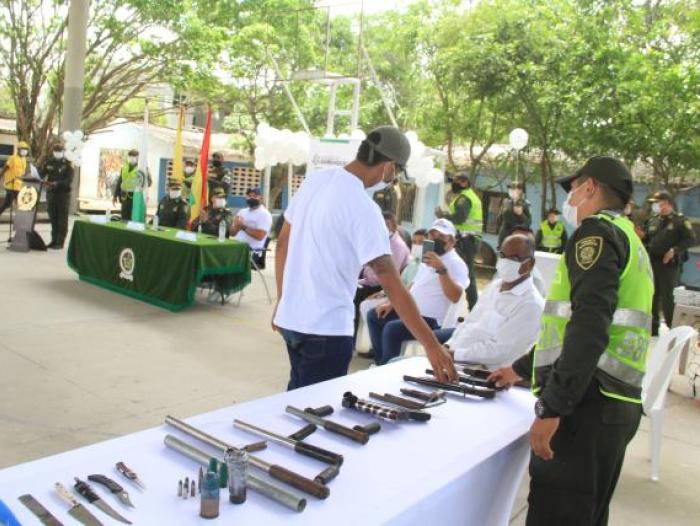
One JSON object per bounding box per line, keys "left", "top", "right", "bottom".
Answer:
{"left": 231, "top": 187, "right": 273, "bottom": 254}
{"left": 274, "top": 127, "right": 457, "bottom": 389}
{"left": 367, "top": 219, "right": 470, "bottom": 365}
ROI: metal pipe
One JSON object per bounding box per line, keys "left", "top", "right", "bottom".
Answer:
{"left": 286, "top": 406, "right": 369, "bottom": 445}
{"left": 164, "top": 416, "right": 329, "bottom": 499}
{"left": 164, "top": 435, "right": 306, "bottom": 512}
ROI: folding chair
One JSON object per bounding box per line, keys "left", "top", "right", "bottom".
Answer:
{"left": 237, "top": 238, "right": 273, "bottom": 306}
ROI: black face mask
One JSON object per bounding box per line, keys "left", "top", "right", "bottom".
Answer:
{"left": 246, "top": 198, "right": 260, "bottom": 208}
{"left": 434, "top": 238, "right": 447, "bottom": 256}
{"left": 212, "top": 160, "right": 222, "bottom": 168}
{"left": 451, "top": 182, "right": 462, "bottom": 193}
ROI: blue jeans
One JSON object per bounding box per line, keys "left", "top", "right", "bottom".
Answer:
{"left": 367, "top": 309, "right": 439, "bottom": 365}
{"left": 433, "top": 328, "right": 455, "bottom": 345}
{"left": 280, "top": 329, "right": 354, "bottom": 390}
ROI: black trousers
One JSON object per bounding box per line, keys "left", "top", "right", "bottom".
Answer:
{"left": 47, "top": 191, "right": 70, "bottom": 246}
{"left": 456, "top": 234, "right": 479, "bottom": 310}
{"left": 527, "top": 384, "right": 641, "bottom": 526}
{"left": 120, "top": 196, "right": 133, "bottom": 221}
{"left": 353, "top": 284, "right": 382, "bottom": 342}
{"left": 651, "top": 258, "right": 679, "bottom": 335}
{"left": 0, "top": 189, "right": 18, "bottom": 216}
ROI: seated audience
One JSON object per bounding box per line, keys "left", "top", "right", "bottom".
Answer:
{"left": 433, "top": 234, "right": 544, "bottom": 368}
{"left": 367, "top": 219, "right": 469, "bottom": 365}
{"left": 354, "top": 212, "right": 410, "bottom": 340}
{"left": 231, "top": 187, "right": 273, "bottom": 255}
{"left": 507, "top": 225, "right": 548, "bottom": 297}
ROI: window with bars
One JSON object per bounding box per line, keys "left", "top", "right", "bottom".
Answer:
{"left": 164, "top": 159, "right": 262, "bottom": 196}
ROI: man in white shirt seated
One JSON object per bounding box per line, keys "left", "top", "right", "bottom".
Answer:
{"left": 231, "top": 187, "right": 273, "bottom": 260}
{"left": 433, "top": 233, "right": 545, "bottom": 369}
{"left": 367, "top": 218, "right": 469, "bottom": 365}
{"left": 507, "top": 225, "right": 548, "bottom": 297}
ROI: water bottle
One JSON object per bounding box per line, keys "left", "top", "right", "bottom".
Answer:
{"left": 152, "top": 213, "right": 159, "bottom": 230}
{"left": 218, "top": 220, "right": 226, "bottom": 242}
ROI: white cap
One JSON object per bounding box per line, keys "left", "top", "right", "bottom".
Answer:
{"left": 430, "top": 218, "right": 456, "bottom": 237}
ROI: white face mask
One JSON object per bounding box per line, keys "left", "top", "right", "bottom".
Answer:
{"left": 53, "top": 152, "right": 64, "bottom": 160}
{"left": 508, "top": 189, "right": 521, "bottom": 200}
{"left": 496, "top": 257, "right": 524, "bottom": 283}
{"left": 562, "top": 184, "right": 589, "bottom": 228}
{"left": 410, "top": 244, "right": 422, "bottom": 259}
{"left": 367, "top": 180, "right": 388, "bottom": 195}
{"left": 651, "top": 202, "right": 661, "bottom": 214}
{"left": 184, "top": 166, "right": 195, "bottom": 175}
{"left": 128, "top": 156, "right": 138, "bottom": 165}
{"left": 18, "top": 149, "right": 28, "bottom": 157}
{"left": 169, "top": 190, "right": 181, "bottom": 199}
{"left": 214, "top": 198, "right": 226, "bottom": 209}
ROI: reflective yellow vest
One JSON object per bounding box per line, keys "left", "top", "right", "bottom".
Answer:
{"left": 533, "top": 213, "right": 654, "bottom": 403}
{"left": 3, "top": 154, "right": 27, "bottom": 191}
{"left": 120, "top": 165, "right": 140, "bottom": 192}
{"left": 448, "top": 188, "right": 483, "bottom": 234}
{"left": 540, "top": 220, "right": 565, "bottom": 249}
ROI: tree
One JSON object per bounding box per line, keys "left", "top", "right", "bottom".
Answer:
{"left": 0, "top": 0, "right": 210, "bottom": 166}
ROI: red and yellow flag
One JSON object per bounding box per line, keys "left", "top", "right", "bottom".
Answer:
{"left": 188, "top": 107, "right": 212, "bottom": 226}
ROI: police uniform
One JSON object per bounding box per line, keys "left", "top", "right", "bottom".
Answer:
{"left": 442, "top": 180, "right": 483, "bottom": 310}
{"left": 498, "top": 197, "right": 532, "bottom": 248}
{"left": 511, "top": 156, "right": 654, "bottom": 526}
{"left": 114, "top": 152, "right": 151, "bottom": 220}
{"left": 41, "top": 153, "right": 74, "bottom": 248}
{"left": 643, "top": 193, "right": 696, "bottom": 335}
{"left": 536, "top": 214, "right": 568, "bottom": 254}
{"left": 208, "top": 162, "right": 232, "bottom": 197}
{"left": 190, "top": 188, "right": 233, "bottom": 237}
{"left": 156, "top": 188, "right": 189, "bottom": 229}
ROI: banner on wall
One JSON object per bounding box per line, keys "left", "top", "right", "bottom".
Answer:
{"left": 306, "top": 138, "right": 362, "bottom": 174}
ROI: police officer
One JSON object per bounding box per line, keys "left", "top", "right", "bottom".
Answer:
{"left": 490, "top": 156, "right": 654, "bottom": 526}
{"left": 112, "top": 149, "right": 151, "bottom": 220}
{"left": 644, "top": 190, "right": 696, "bottom": 336}
{"left": 536, "top": 208, "right": 567, "bottom": 254}
{"left": 183, "top": 159, "right": 196, "bottom": 195}
{"left": 208, "top": 152, "right": 231, "bottom": 197}
{"left": 435, "top": 172, "right": 483, "bottom": 309}
{"left": 190, "top": 187, "right": 233, "bottom": 237}
{"left": 156, "top": 179, "right": 189, "bottom": 229}
{"left": 497, "top": 181, "right": 532, "bottom": 248}
{"left": 41, "top": 143, "right": 74, "bottom": 249}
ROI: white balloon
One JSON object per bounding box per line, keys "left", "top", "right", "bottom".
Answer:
{"left": 509, "top": 128, "right": 529, "bottom": 150}
{"left": 62, "top": 131, "right": 72, "bottom": 142}
{"left": 405, "top": 130, "right": 419, "bottom": 143}
{"left": 73, "top": 130, "right": 84, "bottom": 141}
{"left": 337, "top": 133, "right": 350, "bottom": 140}
{"left": 350, "top": 129, "right": 366, "bottom": 140}
{"left": 254, "top": 157, "right": 267, "bottom": 170}
{"left": 64, "top": 150, "right": 76, "bottom": 162}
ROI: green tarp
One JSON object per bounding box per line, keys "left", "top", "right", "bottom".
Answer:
{"left": 67, "top": 220, "right": 251, "bottom": 312}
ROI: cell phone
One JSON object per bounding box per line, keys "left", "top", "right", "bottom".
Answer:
{"left": 422, "top": 240, "right": 435, "bottom": 258}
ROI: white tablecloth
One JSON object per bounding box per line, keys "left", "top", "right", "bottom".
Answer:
{"left": 0, "top": 358, "right": 535, "bottom": 525}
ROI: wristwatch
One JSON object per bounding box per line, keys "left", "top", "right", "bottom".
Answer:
{"left": 436, "top": 267, "right": 448, "bottom": 275}
{"left": 535, "top": 398, "right": 558, "bottom": 419}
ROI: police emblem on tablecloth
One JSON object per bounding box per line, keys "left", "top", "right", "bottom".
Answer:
{"left": 17, "top": 186, "right": 38, "bottom": 211}
{"left": 575, "top": 236, "right": 603, "bottom": 270}
{"left": 119, "top": 248, "right": 135, "bottom": 281}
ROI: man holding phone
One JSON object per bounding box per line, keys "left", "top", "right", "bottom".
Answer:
{"left": 367, "top": 219, "right": 469, "bottom": 365}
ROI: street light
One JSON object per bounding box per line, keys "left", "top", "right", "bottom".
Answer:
{"left": 508, "top": 128, "right": 528, "bottom": 184}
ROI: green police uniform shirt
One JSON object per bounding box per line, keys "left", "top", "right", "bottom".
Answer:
{"left": 513, "top": 213, "right": 646, "bottom": 415}
{"left": 41, "top": 158, "right": 74, "bottom": 193}
{"left": 156, "top": 196, "right": 189, "bottom": 229}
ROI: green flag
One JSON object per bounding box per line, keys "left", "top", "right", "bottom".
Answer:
{"left": 131, "top": 103, "right": 149, "bottom": 223}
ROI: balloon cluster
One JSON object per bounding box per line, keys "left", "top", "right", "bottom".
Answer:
{"left": 323, "top": 129, "right": 367, "bottom": 141}
{"left": 254, "top": 123, "right": 311, "bottom": 170}
{"left": 405, "top": 131, "right": 443, "bottom": 188}
{"left": 61, "top": 130, "right": 84, "bottom": 166}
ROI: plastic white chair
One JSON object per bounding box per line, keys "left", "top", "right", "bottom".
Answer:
{"left": 641, "top": 325, "right": 697, "bottom": 481}
{"left": 400, "top": 294, "right": 469, "bottom": 358}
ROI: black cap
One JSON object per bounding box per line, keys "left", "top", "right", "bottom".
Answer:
{"left": 557, "top": 156, "right": 633, "bottom": 201}
{"left": 547, "top": 207, "right": 560, "bottom": 215}
{"left": 185, "top": 159, "right": 195, "bottom": 165}
{"left": 365, "top": 126, "right": 411, "bottom": 169}
{"left": 508, "top": 181, "right": 525, "bottom": 189}
{"left": 648, "top": 190, "right": 673, "bottom": 203}
{"left": 128, "top": 149, "right": 139, "bottom": 156}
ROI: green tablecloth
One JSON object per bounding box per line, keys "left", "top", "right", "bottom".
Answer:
{"left": 67, "top": 219, "right": 251, "bottom": 311}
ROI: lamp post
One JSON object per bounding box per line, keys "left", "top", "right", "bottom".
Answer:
{"left": 508, "top": 128, "right": 528, "bottom": 184}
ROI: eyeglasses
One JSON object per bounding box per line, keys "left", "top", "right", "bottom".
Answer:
{"left": 498, "top": 251, "right": 532, "bottom": 263}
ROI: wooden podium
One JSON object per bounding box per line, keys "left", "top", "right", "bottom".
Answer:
{"left": 9, "top": 176, "right": 47, "bottom": 252}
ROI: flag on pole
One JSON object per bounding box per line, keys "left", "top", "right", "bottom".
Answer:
{"left": 188, "top": 106, "right": 212, "bottom": 226}
{"left": 172, "top": 106, "right": 185, "bottom": 181}
{"left": 131, "top": 102, "right": 149, "bottom": 223}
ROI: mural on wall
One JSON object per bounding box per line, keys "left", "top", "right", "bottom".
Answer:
{"left": 98, "top": 149, "right": 128, "bottom": 198}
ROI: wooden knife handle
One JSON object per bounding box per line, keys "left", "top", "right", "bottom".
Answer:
{"left": 268, "top": 465, "right": 330, "bottom": 500}
{"left": 324, "top": 420, "right": 369, "bottom": 445}
{"left": 294, "top": 442, "right": 344, "bottom": 466}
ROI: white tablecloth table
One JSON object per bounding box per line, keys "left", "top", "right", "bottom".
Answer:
{"left": 0, "top": 358, "right": 535, "bottom": 525}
